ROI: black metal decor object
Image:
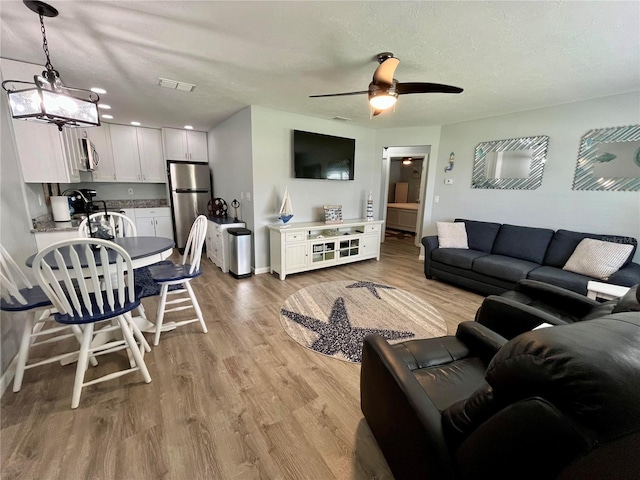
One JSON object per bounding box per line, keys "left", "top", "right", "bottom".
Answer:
{"left": 231, "top": 199, "right": 240, "bottom": 222}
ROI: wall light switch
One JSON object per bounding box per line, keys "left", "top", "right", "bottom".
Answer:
{"left": 444, "top": 178, "right": 453, "bottom": 185}
{"left": 241, "top": 192, "right": 244, "bottom": 200}
{"left": 434, "top": 195, "right": 440, "bottom": 204}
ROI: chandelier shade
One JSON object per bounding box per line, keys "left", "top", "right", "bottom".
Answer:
{"left": 2, "top": 1, "right": 100, "bottom": 130}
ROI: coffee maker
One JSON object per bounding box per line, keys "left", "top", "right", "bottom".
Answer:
{"left": 65, "top": 189, "right": 100, "bottom": 216}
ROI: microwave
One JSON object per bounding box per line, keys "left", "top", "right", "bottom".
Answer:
{"left": 80, "top": 137, "right": 100, "bottom": 171}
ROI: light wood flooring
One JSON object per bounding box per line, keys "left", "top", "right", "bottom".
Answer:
{"left": 1, "top": 236, "right": 483, "bottom": 480}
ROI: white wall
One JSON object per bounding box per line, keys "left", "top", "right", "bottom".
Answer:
{"left": 432, "top": 92, "right": 640, "bottom": 262}
{"left": 59, "top": 182, "right": 168, "bottom": 202}
{"left": 250, "top": 106, "right": 377, "bottom": 270}
{"left": 0, "top": 72, "right": 38, "bottom": 375}
{"left": 208, "top": 107, "right": 254, "bottom": 230}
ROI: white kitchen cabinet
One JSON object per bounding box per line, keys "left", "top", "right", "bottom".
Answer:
{"left": 110, "top": 125, "right": 165, "bottom": 183}
{"left": 33, "top": 230, "right": 82, "bottom": 251}
{"left": 89, "top": 125, "right": 116, "bottom": 182}
{"left": 268, "top": 219, "right": 383, "bottom": 280}
{"left": 134, "top": 207, "right": 173, "bottom": 239}
{"left": 207, "top": 219, "right": 245, "bottom": 272}
{"left": 162, "top": 128, "right": 207, "bottom": 163}
{"left": 137, "top": 128, "right": 165, "bottom": 182}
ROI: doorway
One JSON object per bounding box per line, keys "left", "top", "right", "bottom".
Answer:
{"left": 381, "top": 146, "right": 430, "bottom": 247}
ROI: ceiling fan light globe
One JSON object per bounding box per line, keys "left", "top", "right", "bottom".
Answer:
{"left": 369, "top": 94, "right": 397, "bottom": 110}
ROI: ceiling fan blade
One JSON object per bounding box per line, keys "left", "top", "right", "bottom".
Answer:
{"left": 373, "top": 57, "right": 400, "bottom": 85}
{"left": 396, "top": 82, "right": 464, "bottom": 95}
{"left": 309, "top": 91, "right": 368, "bottom": 98}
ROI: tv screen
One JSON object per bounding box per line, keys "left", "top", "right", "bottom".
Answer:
{"left": 293, "top": 130, "right": 355, "bottom": 180}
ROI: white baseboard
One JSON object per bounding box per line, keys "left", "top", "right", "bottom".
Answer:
{"left": 253, "top": 266, "right": 270, "bottom": 275}
{"left": 0, "top": 354, "right": 18, "bottom": 398}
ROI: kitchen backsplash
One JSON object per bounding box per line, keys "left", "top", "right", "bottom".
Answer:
{"left": 33, "top": 198, "right": 169, "bottom": 232}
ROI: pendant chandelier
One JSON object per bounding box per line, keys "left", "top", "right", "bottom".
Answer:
{"left": 2, "top": 1, "right": 100, "bottom": 131}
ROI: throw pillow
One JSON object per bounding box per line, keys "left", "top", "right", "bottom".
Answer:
{"left": 437, "top": 222, "right": 469, "bottom": 249}
{"left": 562, "top": 238, "right": 633, "bottom": 280}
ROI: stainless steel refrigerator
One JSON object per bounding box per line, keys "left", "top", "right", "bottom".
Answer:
{"left": 167, "top": 161, "right": 211, "bottom": 250}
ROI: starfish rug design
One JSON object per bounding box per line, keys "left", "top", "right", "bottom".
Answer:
{"left": 281, "top": 297, "right": 414, "bottom": 362}
{"left": 279, "top": 280, "right": 447, "bottom": 364}
{"left": 345, "top": 280, "right": 395, "bottom": 299}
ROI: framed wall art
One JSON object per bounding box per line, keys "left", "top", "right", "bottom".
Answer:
{"left": 572, "top": 125, "right": 640, "bottom": 191}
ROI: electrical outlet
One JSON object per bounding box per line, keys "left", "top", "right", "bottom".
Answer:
{"left": 241, "top": 192, "right": 244, "bottom": 200}
{"left": 246, "top": 192, "right": 251, "bottom": 202}
{"left": 128, "top": 188, "right": 134, "bottom": 195}
{"left": 444, "top": 178, "right": 453, "bottom": 185}
{"left": 434, "top": 195, "right": 440, "bottom": 204}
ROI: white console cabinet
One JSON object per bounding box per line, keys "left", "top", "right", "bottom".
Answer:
{"left": 207, "top": 219, "right": 246, "bottom": 272}
{"left": 268, "top": 219, "right": 383, "bottom": 280}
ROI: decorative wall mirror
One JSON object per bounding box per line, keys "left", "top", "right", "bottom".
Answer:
{"left": 572, "top": 125, "right": 640, "bottom": 191}
{"left": 471, "top": 135, "right": 549, "bottom": 189}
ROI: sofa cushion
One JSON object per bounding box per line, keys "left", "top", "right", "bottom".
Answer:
{"left": 473, "top": 255, "right": 540, "bottom": 283}
{"left": 432, "top": 248, "right": 489, "bottom": 270}
{"left": 544, "top": 229, "right": 637, "bottom": 268}
{"left": 492, "top": 224, "right": 554, "bottom": 264}
{"left": 437, "top": 222, "right": 469, "bottom": 248}
{"left": 563, "top": 238, "right": 634, "bottom": 280}
{"left": 527, "top": 266, "right": 592, "bottom": 295}
{"left": 455, "top": 219, "right": 502, "bottom": 253}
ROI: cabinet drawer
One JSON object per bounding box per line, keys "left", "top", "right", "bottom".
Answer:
{"left": 364, "top": 224, "right": 380, "bottom": 233}
{"left": 134, "top": 207, "right": 170, "bottom": 218}
{"left": 286, "top": 232, "right": 305, "bottom": 242}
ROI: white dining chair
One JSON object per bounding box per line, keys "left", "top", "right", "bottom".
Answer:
{"left": 147, "top": 215, "right": 208, "bottom": 346}
{"left": 78, "top": 211, "right": 160, "bottom": 324}
{"left": 0, "top": 244, "right": 99, "bottom": 393}
{"left": 77, "top": 211, "right": 137, "bottom": 238}
{"left": 32, "top": 238, "right": 152, "bottom": 409}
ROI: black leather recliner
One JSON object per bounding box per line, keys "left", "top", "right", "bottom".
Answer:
{"left": 475, "top": 279, "right": 640, "bottom": 339}
{"left": 360, "top": 313, "right": 640, "bottom": 480}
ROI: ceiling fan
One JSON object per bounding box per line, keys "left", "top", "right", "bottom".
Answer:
{"left": 310, "top": 52, "right": 463, "bottom": 116}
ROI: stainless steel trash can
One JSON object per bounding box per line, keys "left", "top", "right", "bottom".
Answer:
{"left": 228, "top": 228, "right": 252, "bottom": 278}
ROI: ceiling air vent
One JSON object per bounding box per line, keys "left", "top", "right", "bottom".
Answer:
{"left": 158, "top": 77, "right": 196, "bottom": 92}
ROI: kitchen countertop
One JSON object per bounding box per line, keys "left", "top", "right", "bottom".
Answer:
{"left": 32, "top": 199, "right": 169, "bottom": 233}
{"left": 208, "top": 216, "right": 244, "bottom": 225}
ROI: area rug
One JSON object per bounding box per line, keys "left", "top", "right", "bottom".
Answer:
{"left": 279, "top": 280, "right": 447, "bottom": 363}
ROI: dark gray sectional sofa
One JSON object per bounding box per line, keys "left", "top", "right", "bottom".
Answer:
{"left": 422, "top": 219, "right": 640, "bottom": 296}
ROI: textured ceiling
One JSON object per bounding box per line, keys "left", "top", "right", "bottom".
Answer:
{"left": 1, "top": 1, "right": 638, "bottom": 131}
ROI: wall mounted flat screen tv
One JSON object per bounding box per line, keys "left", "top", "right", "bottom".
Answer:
{"left": 293, "top": 130, "right": 355, "bottom": 180}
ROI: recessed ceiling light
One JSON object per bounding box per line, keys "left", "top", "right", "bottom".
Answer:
{"left": 91, "top": 87, "right": 107, "bottom": 94}
{"left": 101, "top": 114, "right": 113, "bottom": 119}
{"left": 131, "top": 121, "right": 141, "bottom": 126}
{"left": 98, "top": 104, "right": 111, "bottom": 110}
{"left": 184, "top": 125, "right": 194, "bottom": 130}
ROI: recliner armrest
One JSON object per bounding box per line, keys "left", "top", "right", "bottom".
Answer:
{"left": 475, "top": 296, "right": 568, "bottom": 340}
{"left": 455, "top": 322, "right": 507, "bottom": 362}
{"left": 515, "top": 279, "right": 599, "bottom": 316}
{"left": 361, "top": 334, "right": 456, "bottom": 480}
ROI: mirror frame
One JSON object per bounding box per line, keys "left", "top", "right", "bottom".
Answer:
{"left": 471, "top": 135, "right": 549, "bottom": 189}
{"left": 572, "top": 125, "right": 640, "bottom": 191}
